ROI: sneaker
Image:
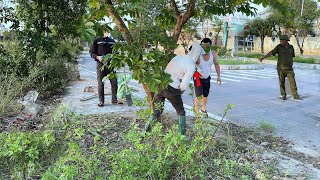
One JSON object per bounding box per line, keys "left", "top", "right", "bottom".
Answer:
{"left": 294, "top": 96, "right": 302, "bottom": 101}
{"left": 112, "top": 101, "right": 124, "bottom": 105}
{"left": 200, "top": 110, "right": 208, "bottom": 118}
{"left": 279, "top": 96, "right": 287, "bottom": 100}
{"left": 97, "top": 102, "right": 104, "bottom": 107}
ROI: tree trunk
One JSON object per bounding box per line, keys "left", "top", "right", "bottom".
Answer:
{"left": 142, "top": 84, "right": 155, "bottom": 112}
{"left": 294, "top": 35, "right": 304, "bottom": 55}
{"left": 106, "top": 0, "right": 155, "bottom": 111}
{"left": 260, "top": 37, "right": 265, "bottom": 53}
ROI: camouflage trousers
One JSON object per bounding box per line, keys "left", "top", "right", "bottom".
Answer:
{"left": 277, "top": 68, "right": 299, "bottom": 98}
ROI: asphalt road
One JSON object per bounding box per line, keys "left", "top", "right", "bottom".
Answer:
{"left": 80, "top": 53, "right": 320, "bottom": 153}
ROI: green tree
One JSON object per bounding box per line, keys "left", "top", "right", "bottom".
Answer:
{"left": 269, "top": 0, "right": 320, "bottom": 55}
{"left": 212, "top": 16, "right": 224, "bottom": 46}
{"left": 249, "top": 18, "right": 273, "bottom": 53}
{"left": 88, "top": 0, "right": 282, "bottom": 110}
{"left": 179, "top": 18, "right": 199, "bottom": 54}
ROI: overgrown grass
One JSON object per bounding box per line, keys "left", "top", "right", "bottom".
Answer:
{"left": 0, "top": 74, "right": 25, "bottom": 118}
{"left": 219, "top": 58, "right": 258, "bottom": 65}
{"left": 0, "top": 104, "right": 279, "bottom": 179}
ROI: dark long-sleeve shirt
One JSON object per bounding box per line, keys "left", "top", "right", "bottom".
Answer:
{"left": 89, "top": 36, "right": 115, "bottom": 61}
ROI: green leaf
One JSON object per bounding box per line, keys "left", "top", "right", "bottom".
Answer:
{"left": 85, "top": 22, "right": 95, "bottom": 27}
{"left": 83, "top": 28, "right": 96, "bottom": 44}
{"left": 89, "top": 0, "right": 100, "bottom": 9}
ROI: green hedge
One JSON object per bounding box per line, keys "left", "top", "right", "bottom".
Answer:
{"left": 236, "top": 52, "right": 319, "bottom": 64}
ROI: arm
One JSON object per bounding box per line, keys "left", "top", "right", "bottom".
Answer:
{"left": 213, "top": 52, "right": 221, "bottom": 85}
{"left": 258, "top": 51, "right": 273, "bottom": 62}
{"left": 90, "top": 38, "right": 103, "bottom": 62}
{"left": 259, "top": 45, "right": 278, "bottom": 62}
{"left": 180, "top": 66, "right": 196, "bottom": 92}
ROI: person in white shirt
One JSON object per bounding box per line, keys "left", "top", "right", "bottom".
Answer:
{"left": 145, "top": 41, "right": 205, "bottom": 135}
{"left": 194, "top": 38, "right": 221, "bottom": 117}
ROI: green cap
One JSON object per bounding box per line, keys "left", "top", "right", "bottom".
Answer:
{"left": 280, "top": 35, "right": 290, "bottom": 41}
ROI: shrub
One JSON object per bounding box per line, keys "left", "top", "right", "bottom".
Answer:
{"left": 0, "top": 73, "right": 25, "bottom": 118}
{"left": 0, "top": 130, "right": 56, "bottom": 179}
{"left": 28, "top": 58, "right": 70, "bottom": 98}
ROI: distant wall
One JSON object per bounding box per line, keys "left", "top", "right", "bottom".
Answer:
{"left": 252, "top": 36, "right": 320, "bottom": 55}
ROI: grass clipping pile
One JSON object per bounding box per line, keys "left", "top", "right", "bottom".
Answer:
{"left": 0, "top": 105, "right": 319, "bottom": 179}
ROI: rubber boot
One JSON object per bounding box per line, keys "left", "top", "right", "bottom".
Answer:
{"left": 145, "top": 110, "right": 161, "bottom": 132}
{"left": 178, "top": 115, "right": 186, "bottom": 135}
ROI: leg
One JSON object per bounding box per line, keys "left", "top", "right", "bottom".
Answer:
{"left": 145, "top": 89, "right": 166, "bottom": 132}
{"left": 109, "top": 76, "right": 118, "bottom": 103}
{"left": 194, "top": 98, "right": 200, "bottom": 114}
{"left": 193, "top": 79, "right": 203, "bottom": 114}
{"left": 277, "top": 68, "right": 287, "bottom": 98}
{"left": 153, "top": 89, "right": 166, "bottom": 119}
{"left": 201, "top": 97, "right": 208, "bottom": 111}
{"left": 166, "top": 86, "right": 186, "bottom": 135}
{"left": 97, "top": 62, "right": 107, "bottom": 105}
{"left": 201, "top": 76, "right": 211, "bottom": 112}
{"left": 287, "top": 70, "right": 299, "bottom": 98}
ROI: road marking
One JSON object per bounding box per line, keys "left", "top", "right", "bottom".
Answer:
{"left": 223, "top": 71, "right": 275, "bottom": 78}
{"left": 236, "top": 70, "right": 277, "bottom": 77}
{"left": 218, "top": 73, "right": 258, "bottom": 80}
{"left": 210, "top": 74, "right": 242, "bottom": 82}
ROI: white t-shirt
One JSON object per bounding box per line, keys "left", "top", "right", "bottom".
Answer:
{"left": 197, "top": 50, "right": 217, "bottom": 79}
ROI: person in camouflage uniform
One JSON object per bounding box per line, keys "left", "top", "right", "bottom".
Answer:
{"left": 259, "top": 35, "right": 301, "bottom": 100}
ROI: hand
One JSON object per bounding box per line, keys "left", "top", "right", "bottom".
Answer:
{"left": 217, "top": 76, "right": 221, "bottom": 85}
{"left": 97, "top": 56, "right": 103, "bottom": 62}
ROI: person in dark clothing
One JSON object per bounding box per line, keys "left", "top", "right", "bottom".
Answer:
{"left": 89, "top": 31, "right": 122, "bottom": 106}
{"left": 259, "top": 35, "right": 301, "bottom": 100}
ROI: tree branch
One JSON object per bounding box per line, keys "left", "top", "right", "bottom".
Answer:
{"left": 105, "top": 0, "right": 134, "bottom": 45}
{"left": 170, "top": 0, "right": 180, "bottom": 17}
{"left": 172, "top": 0, "right": 196, "bottom": 42}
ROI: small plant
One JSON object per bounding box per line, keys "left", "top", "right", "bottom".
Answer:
{"left": 0, "top": 130, "right": 56, "bottom": 179}
{"left": 259, "top": 120, "right": 276, "bottom": 133}
{"left": 133, "top": 96, "right": 153, "bottom": 121}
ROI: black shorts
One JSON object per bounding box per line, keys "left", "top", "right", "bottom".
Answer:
{"left": 194, "top": 76, "right": 211, "bottom": 97}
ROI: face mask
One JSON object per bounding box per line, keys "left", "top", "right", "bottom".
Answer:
{"left": 203, "top": 46, "right": 211, "bottom": 53}
{"left": 201, "top": 42, "right": 211, "bottom": 53}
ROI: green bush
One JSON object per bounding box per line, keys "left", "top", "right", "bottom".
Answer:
{"left": 236, "top": 52, "right": 319, "bottom": 63}
{"left": 0, "top": 130, "right": 56, "bottom": 179}
{"left": 0, "top": 39, "right": 78, "bottom": 100}
{"left": 0, "top": 74, "right": 26, "bottom": 118}
{"left": 56, "top": 39, "right": 82, "bottom": 62}
{"left": 294, "top": 56, "right": 317, "bottom": 64}
{"left": 28, "top": 58, "right": 70, "bottom": 98}
{"left": 110, "top": 122, "right": 212, "bottom": 179}
{"left": 219, "top": 59, "right": 258, "bottom": 65}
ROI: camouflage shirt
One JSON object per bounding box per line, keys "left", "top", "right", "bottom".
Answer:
{"left": 271, "top": 44, "right": 295, "bottom": 69}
